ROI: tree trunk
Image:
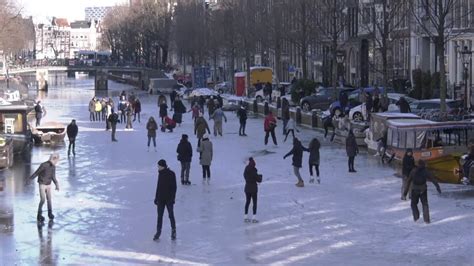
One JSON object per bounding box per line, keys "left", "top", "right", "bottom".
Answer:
{"left": 438, "top": 39, "right": 447, "bottom": 112}
{"left": 161, "top": 44, "right": 168, "bottom": 67}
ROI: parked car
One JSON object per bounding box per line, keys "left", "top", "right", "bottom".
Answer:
{"left": 214, "top": 81, "right": 233, "bottom": 94}
{"left": 328, "top": 87, "right": 393, "bottom": 115}
{"left": 300, "top": 87, "right": 355, "bottom": 112}
{"left": 409, "top": 99, "right": 463, "bottom": 114}
{"left": 189, "top": 88, "right": 219, "bottom": 98}
{"left": 222, "top": 95, "right": 244, "bottom": 111}
{"left": 348, "top": 93, "right": 416, "bottom": 121}
{"left": 255, "top": 82, "right": 293, "bottom": 102}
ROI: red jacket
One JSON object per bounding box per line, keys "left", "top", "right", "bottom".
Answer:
{"left": 164, "top": 116, "right": 176, "bottom": 127}
{"left": 264, "top": 114, "right": 277, "bottom": 131}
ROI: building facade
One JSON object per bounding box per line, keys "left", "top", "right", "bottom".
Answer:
{"left": 85, "top": 6, "right": 113, "bottom": 21}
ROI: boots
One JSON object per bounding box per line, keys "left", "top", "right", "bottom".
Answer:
{"left": 37, "top": 212, "right": 45, "bottom": 222}
{"left": 171, "top": 229, "right": 176, "bottom": 240}
{"left": 309, "top": 177, "right": 315, "bottom": 184}
{"left": 251, "top": 215, "right": 259, "bottom": 223}
{"left": 48, "top": 210, "right": 55, "bottom": 220}
{"left": 295, "top": 180, "right": 304, "bottom": 187}
{"left": 153, "top": 231, "right": 161, "bottom": 241}
{"left": 244, "top": 214, "right": 250, "bottom": 223}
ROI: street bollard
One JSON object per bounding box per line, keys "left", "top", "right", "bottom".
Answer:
{"left": 312, "top": 110, "right": 318, "bottom": 128}
{"left": 277, "top": 97, "right": 281, "bottom": 109}
{"left": 264, "top": 102, "right": 269, "bottom": 115}
{"left": 296, "top": 107, "right": 302, "bottom": 124}
{"left": 253, "top": 100, "right": 258, "bottom": 115}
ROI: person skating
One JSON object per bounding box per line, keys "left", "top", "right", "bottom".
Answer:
{"left": 159, "top": 101, "right": 168, "bottom": 124}
{"left": 170, "top": 89, "right": 177, "bottom": 111}
{"left": 211, "top": 105, "right": 227, "bottom": 137}
{"left": 237, "top": 105, "right": 248, "bottom": 136}
{"left": 403, "top": 160, "right": 441, "bottom": 224}
{"left": 281, "top": 98, "right": 290, "bottom": 135}
{"left": 105, "top": 100, "right": 112, "bottom": 131}
{"left": 146, "top": 117, "right": 158, "bottom": 151}
{"left": 401, "top": 149, "right": 416, "bottom": 200}
{"left": 118, "top": 98, "right": 127, "bottom": 124}
{"left": 161, "top": 116, "right": 176, "bottom": 132}
{"left": 189, "top": 103, "right": 201, "bottom": 122}
{"left": 194, "top": 113, "right": 211, "bottom": 147}
{"left": 323, "top": 114, "right": 335, "bottom": 141}
{"left": 197, "top": 134, "right": 213, "bottom": 184}
{"left": 264, "top": 111, "right": 278, "bottom": 146}
{"left": 125, "top": 103, "right": 133, "bottom": 130}
{"left": 173, "top": 96, "right": 186, "bottom": 126}
{"left": 346, "top": 130, "right": 358, "bottom": 172}
{"left": 307, "top": 138, "right": 321, "bottom": 184}
{"left": 177, "top": 134, "right": 193, "bottom": 185}
{"left": 284, "top": 118, "right": 299, "bottom": 142}
{"left": 94, "top": 99, "right": 102, "bottom": 121}
{"left": 88, "top": 97, "right": 96, "bottom": 121}
{"left": 283, "top": 138, "right": 308, "bottom": 187}
{"left": 207, "top": 96, "right": 216, "bottom": 119}
{"left": 244, "top": 157, "right": 262, "bottom": 223}
{"left": 101, "top": 98, "right": 107, "bottom": 121}
{"left": 108, "top": 110, "right": 119, "bottom": 142}
{"left": 133, "top": 98, "right": 141, "bottom": 123}
{"left": 35, "top": 101, "right": 44, "bottom": 127}
{"left": 29, "top": 154, "right": 60, "bottom": 222}
{"left": 66, "top": 119, "right": 78, "bottom": 157}
{"left": 153, "top": 159, "right": 177, "bottom": 241}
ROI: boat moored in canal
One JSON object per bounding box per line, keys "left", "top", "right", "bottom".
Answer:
{"left": 385, "top": 119, "right": 474, "bottom": 184}
{"left": 0, "top": 99, "right": 35, "bottom": 154}
{"left": 31, "top": 121, "right": 66, "bottom": 144}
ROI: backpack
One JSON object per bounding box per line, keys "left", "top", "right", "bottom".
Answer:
{"left": 412, "top": 168, "right": 426, "bottom": 186}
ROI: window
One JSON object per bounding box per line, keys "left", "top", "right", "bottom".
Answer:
{"left": 0, "top": 113, "right": 25, "bottom": 134}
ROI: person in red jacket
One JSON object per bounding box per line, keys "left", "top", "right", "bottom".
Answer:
{"left": 161, "top": 116, "right": 176, "bottom": 132}
{"left": 264, "top": 111, "right": 278, "bottom": 146}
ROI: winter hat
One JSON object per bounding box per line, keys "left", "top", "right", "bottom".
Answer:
{"left": 248, "top": 157, "right": 256, "bottom": 167}
{"left": 157, "top": 159, "right": 167, "bottom": 168}
{"left": 182, "top": 134, "right": 188, "bottom": 140}
{"left": 203, "top": 134, "right": 209, "bottom": 139}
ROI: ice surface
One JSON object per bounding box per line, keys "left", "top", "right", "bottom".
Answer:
{"left": 0, "top": 76, "right": 473, "bottom": 265}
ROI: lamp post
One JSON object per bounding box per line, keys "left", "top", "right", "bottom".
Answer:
{"left": 460, "top": 45, "right": 472, "bottom": 109}
{"left": 336, "top": 50, "right": 345, "bottom": 86}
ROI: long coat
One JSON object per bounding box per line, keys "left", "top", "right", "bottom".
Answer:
{"left": 308, "top": 139, "right": 321, "bottom": 165}
{"left": 177, "top": 139, "right": 193, "bottom": 163}
{"left": 345, "top": 134, "right": 359, "bottom": 157}
{"left": 146, "top": 120, "right": 158, "bottom": 137}
{"left": 197, "top": 139, "right": 213, "bottom": 166}
{"left": 195, "top": 117, "right": 210, "bottom": 139}
{"left": 159, "top": 103, "right": 168, "bottom": 118}
{"left": 244, "top": 165, "right": 262, "bottom": 194}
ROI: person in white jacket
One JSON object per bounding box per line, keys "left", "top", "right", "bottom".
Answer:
{"left": 284, "top": 118, "right": 299, "bottom": 142}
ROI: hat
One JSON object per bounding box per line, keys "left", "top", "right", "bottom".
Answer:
{"left": 203, "top": 134, "right": 209, "bottom": 139}
{"left": 182, "top": 134, "right": 188, "bottom": 139}
{"left": 249, "top": 157, "right": 256, "bottom": 167}
{"left": 157, "top": 159, "right": 167, "bottom": 168}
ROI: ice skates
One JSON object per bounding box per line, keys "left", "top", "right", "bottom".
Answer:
{"left": 171, "top": 229, "right": 177, "bottom": 240}
{"left": 295, "top": 180, "right": 304, "bottom": 187}
{"left": 244, "top": 214, "right": 251, "bottom": 223}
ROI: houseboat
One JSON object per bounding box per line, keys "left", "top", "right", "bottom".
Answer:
{"left": 385, "top": 119, "right": 474, "bottom": 184}
{"left": 0, "top": 99, "right": 35, "bottom": 154}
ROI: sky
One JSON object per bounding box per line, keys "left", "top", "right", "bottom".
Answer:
{"left": 19, "top": 0, "right": 127, "bottom": 21}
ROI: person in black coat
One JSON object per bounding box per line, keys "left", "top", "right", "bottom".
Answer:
{"left": 396, "top": 97, "right": 411, "bottom": 113}
{"left": 284, "top": 138, "right": 308, "bottom": 187}
{"left": 159, "top": 102, "right": 168, "bottom": 124}
{"left": 66, "top": 119, "right": 78, "bottom": 156}
{"left": 346, "top": 130, "right": 359, "bottom": 172}
{"left": 323, "top": 114, "right": 335, "bottom": 141}
{"left": 154, "top": 159, "right": 177, "bottom": 241}
{"left": 365, "top": 92, "right": 373, "bottom": 121}
{"left": 170, "top": 90, "right": 177, "bottom": 111}
{"left": 108, "top": 111, "right": 119, "bottom": 142}
{"left": 307, "top": 138, "right": 321, "bottom": 184}
{"left": 244, "top": 157, "right": 262, "bottom": 223}
{"left": 176, "top": 134, "right": 193, "bottom": 185}
{"left": 237, "top": 105, "right": 248, "bottom": 136}
{"left": 401, "top": 149, "right": 415, "bottom": 200}
{"left": 340, "top": 92, "right": 349, "bottom": 115}
{"left": 403, "top": 160, "right": 441, "bottom": 224}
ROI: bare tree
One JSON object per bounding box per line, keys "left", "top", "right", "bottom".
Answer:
{"left": 411, "top": 0, "right": 472, "bottom": 111}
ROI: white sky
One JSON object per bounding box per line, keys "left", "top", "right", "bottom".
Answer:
{"left": 19, "top": 0, "right": 127, "bottom": 21}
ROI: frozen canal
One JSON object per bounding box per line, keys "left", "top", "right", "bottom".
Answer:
{"left": 1, "top": 76, "right": 473, "bottom": 265}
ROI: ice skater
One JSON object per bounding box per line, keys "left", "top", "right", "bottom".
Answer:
{"left": 244, "top": 157, "right": 262, "bottom": 223}
{"left": 402, "top": 160, "right": 441, "bottom": 224}
{"left": 284, "top": 117, "right": 299, "bottom": 142}
{"left": 29, "top": 154, "right": 60, "bottom": 222}
{"left": 125, "top": 103, "right": 133, "bottom": 130}
{"left": 66, "top": 119, "right": 78, "bottom": 157}
{"left": 307, "top": 138, "right": 321, "bottom": 184}
{"left": 284, "top": 138, "right": 308, "bottom": 187}
{"left": 194, "top": 112, "right": 211, "bottom": 147}
{"left": 401, "top": 149, "right": 415, "bottom": 200}
{"left": 323, "top": 114, "right": 335, "bottom": 141}
{"left": 133, "top": 98, "right": 141, "bottom": 123}
{"left": 177, "top": 134, "right": 193, "bottom": 185}
{"left": 146, "top": 117, "right": 158, "bottom": 151}
{"left": 197, "top": 134, "right": 213, "bottom": 184}
{"left": 108, "top": 110, "right": 119, "bottom": 142}
{"left": 237, "top": 105, "right": 248, "bottom": 136}
{"left": 264, "top": 111, "right": 278, "bottom": 146}
{"left": 211, "top": 105, "right": 227, "bottom": 137}
{"left": 154, "top": 159, "right": 177, "bottom": 241}
{"left": 35, "top": 101, "right": 44, "bottom": 127}
{"left": 346, "top": 130, "right": 358, "bottom": 172}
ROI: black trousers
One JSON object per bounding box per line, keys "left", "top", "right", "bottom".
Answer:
{"left": 239, "top": 121, "right": 246, "bottom": 135}
{"left": 156, "top": 201, "right": 176, "bottom": 234}
{"left": 134, "top": 112, "right": 141, "bottom": 122}
{"left": 111, "top": 125, "right": 117, "bottom": 141}
{"left": 68, "top": 139, "right": 75, "bottom": 155}
{"left": 284, "top": 129, "right": 295, "bottom": 141}
{"left": 147, "top": 136, "right": 156, "bottom": 147}
{"left": 264, "top": 129, "right": 277, "bottom": 145}
{"left": 324, "top": 123, "right": 335, "bottom": 140}
{"left": 411, "top": 189, "right": 430, "bottom": 223}
{"left": 245, "top": 192, "right": 257, "bottom": 215}
{"left": 348, "top": 156, "right": 355, "bottom": 171}
{"left": 309, "top": 163, "right": 319, "bottom": 177}
{"left": 120, "top": 113, "right": 126, "bottom": 123}
{"left": 202, "top": 165, "right": 210, "bottom": 178}
{"left": 90, "top": 112, "right": 95, "bottom": 121}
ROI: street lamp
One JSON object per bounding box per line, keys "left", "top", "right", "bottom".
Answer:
{"left": 460, "top": 45, "right": 472, "bottom": 109}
